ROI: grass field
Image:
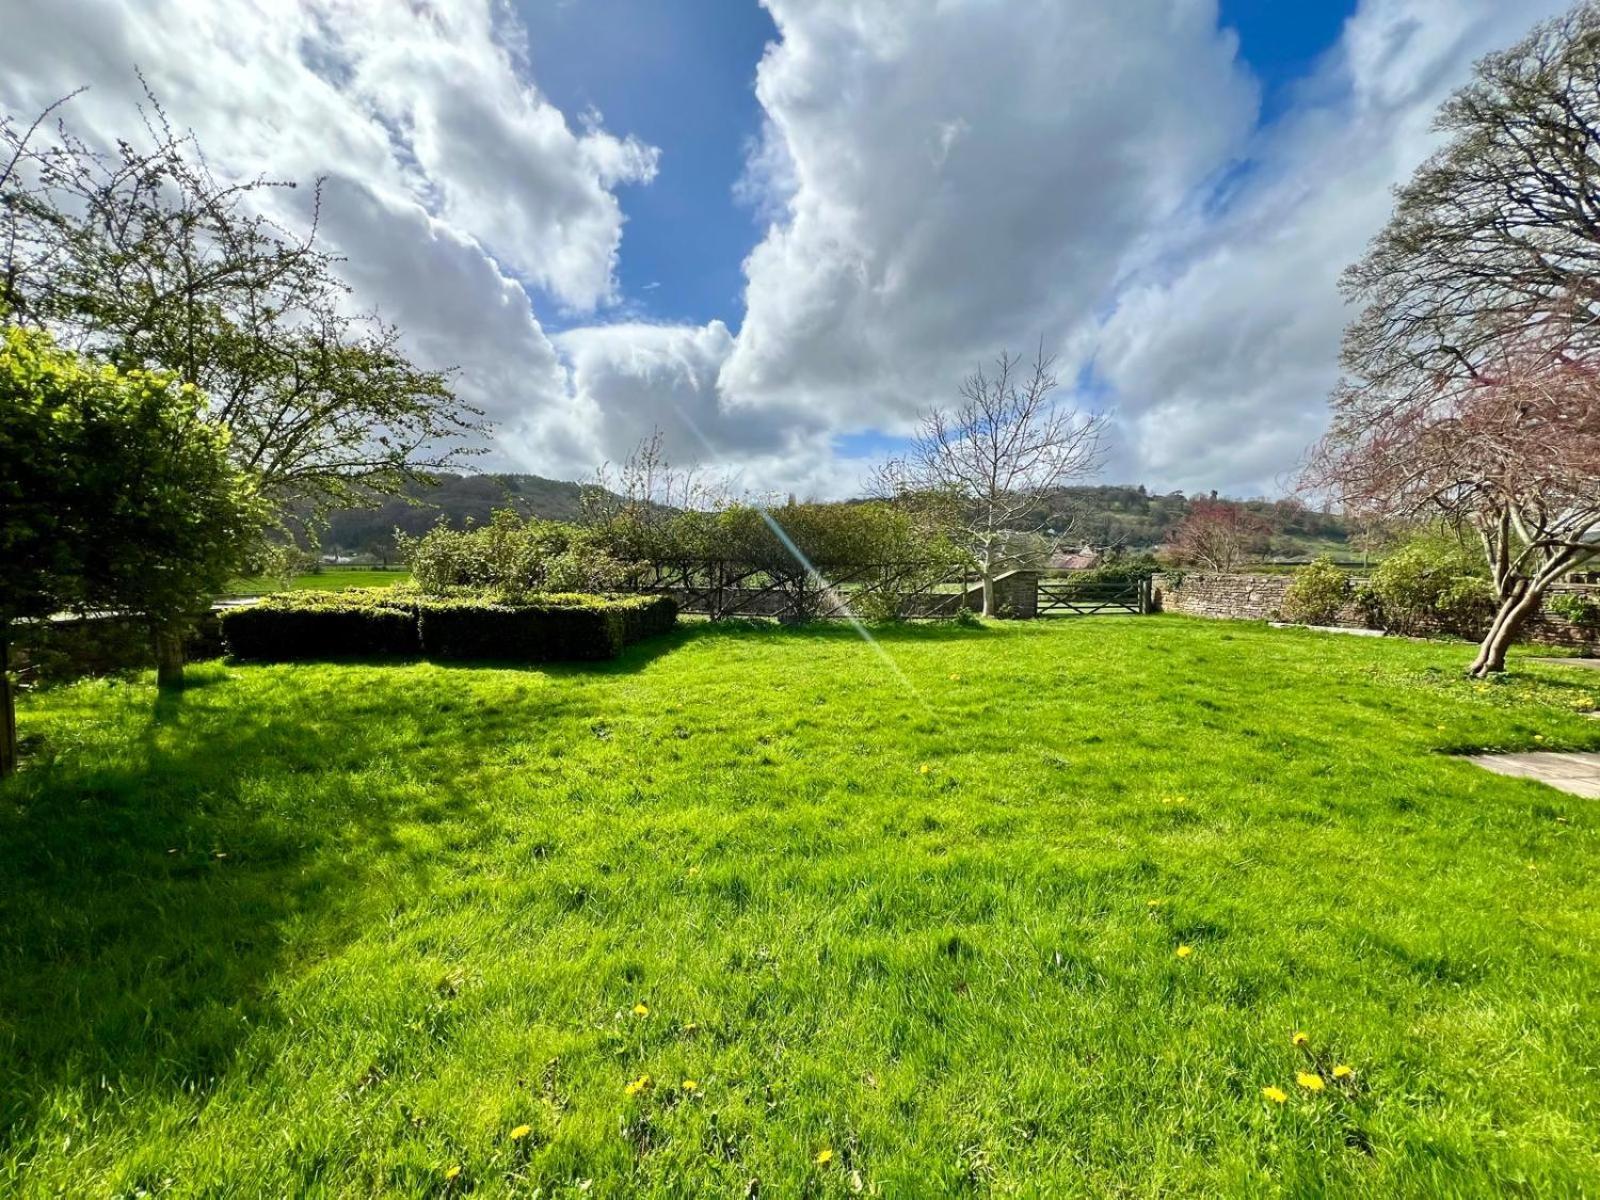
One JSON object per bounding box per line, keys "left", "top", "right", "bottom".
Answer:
{"left": 223, "top": 567, "right": 410, "bottom": 596}
{"left": 3, "top": 617, "right": 1599, "bottom": 1196}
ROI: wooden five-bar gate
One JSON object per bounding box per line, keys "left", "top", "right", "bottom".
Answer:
{"left": 1035, "top": 575, "right": 1152, "bottom": 616}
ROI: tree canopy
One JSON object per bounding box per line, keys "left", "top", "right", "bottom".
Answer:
{"left": 0, "top": 87, "right": 484, "bottom": 517}
{"left": 1, "top": 322, "right": 264, "bottom": 770}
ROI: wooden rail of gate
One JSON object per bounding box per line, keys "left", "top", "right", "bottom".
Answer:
{"left": 1036, "top": 576, "right": 1151, "bottom": 616}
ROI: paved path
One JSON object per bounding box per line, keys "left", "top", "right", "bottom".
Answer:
{"left": 1471, "top": 752, "right": 1600, "bottom": 798}
{"left": 1528, "top": 656, "right": 1600, "bottom": 670}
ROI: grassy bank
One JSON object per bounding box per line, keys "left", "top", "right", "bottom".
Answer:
{"left": 2, "top": 617, "right": 1598, "bottom": 1195}
{"left": 222, "top": 566, "right": 410, "bottom": 596}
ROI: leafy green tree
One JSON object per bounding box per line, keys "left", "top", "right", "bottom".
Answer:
{"left": 0, "top": 87, "right": 482, "bottom": 519}
{"left": 1, "top": 324, "right": 263, "bottom": 774}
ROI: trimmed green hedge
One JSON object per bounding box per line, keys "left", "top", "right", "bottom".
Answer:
{"left": 220, "top": 589, "right": 677, "bottom": 663}
{"left": 417, "top": 593, "right": 677, "bottom": 662}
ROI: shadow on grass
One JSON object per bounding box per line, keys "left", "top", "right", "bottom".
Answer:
{"left": 0, "top": 664, "right": 495, "bottom": 1147}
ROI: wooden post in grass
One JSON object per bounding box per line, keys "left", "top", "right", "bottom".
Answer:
{"left": 0, "top": 630, "right": 17, "bottom": 779}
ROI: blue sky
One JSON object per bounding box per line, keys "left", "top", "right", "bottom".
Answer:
{"left": 520, "top": 0, "right": 1360, "bottom": 335}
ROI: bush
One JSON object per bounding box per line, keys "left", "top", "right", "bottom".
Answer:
{"left": 1435, "top": 575, "right": 1498, "bottom": 637}
{"left": 219, "top": 589, "right": 419, "bottom": 660}
{"left": 220, "top": 588, "right": 676, "bottom": 663}
{"left": 418, "top": 594, "right": 675, "bottom": 662}
{"left": 1368, "top": 536, "right": 1488, "bottom": 636}
{"left": 1547, "top": 591, "right": 1600, "bottom": 629}
{"left": 1279, "top": 558, "right": 1351, "bottom": 625}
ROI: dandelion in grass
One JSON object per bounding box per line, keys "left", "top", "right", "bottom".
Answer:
{"left": 445, "top": 1165, "right": 462, "bottom": 1181}
{"left": 682, "top": 1079, "right": 698, "bottom": 1092}
{"left": 1291, "top": 1031, "right": 1309, "bottom": 1048}
{"left": 625, "top": 1074, "right": 651, "bottom": 1097}
{"left": 918, "top": 763, "right": 932, "bottom": 775}
{"left": 682, "top": 1022, "right": 699, "bottom": 1034}
{"left": 1175, "top": 945, "right": 1193, "bottom": 958}
{"left": 816, "top": 1147, "right": 835, "bottom": 1165}
{"left": 1261, "top": 1086, "right": 1287, "bottom": 1104}
{"left": 1332, "top": 1064, "right": 1354, "bottom": 1080}
{"left": 1534, "top": 734, "right": 1545, "bottom": 741}
{"left": 949, "top": 673, "right": 961, "bottom": 681}
{"left": 1146, "top": 899, "right": 1162, "bottom": 908}
{"left": 509, "top": 1123, "right": 533, "bottom": 1140}
{"left": 1296, "top": 1072, "right": 1325, "bottom": 1092}
{"left": 632, "top": 1002, "right": 650, "bottom": 1016}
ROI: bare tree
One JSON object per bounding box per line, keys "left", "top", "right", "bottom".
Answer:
{"left": 1310, "top": 336, "right": 1600, "bottom": 674}
{"left": 1322, "top": 5, "right": 1600, "bottom": 673}
{"left": 878, "top": 346, "right": 1106, "bottom": 616}
{"left": 1163, "top": 500, "right": 1271, "bottom": 573}
{"left": 1337, "top": 4, "right": 1600, "bottom": 426}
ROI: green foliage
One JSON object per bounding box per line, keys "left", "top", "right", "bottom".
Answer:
{"left": 1280, "top": 557, "right": 1352, "bottom": 625}
{"left": 1547, "top": 591, "right": 1600, "bottom": 629}
{"left": 399, "top": 511, "right": 590, "bottom": 597}
{"left": 220, "top": 588, "right": 676, "bottom": 663}
{"left": 416, "top": 594, "right": 675, "bottom": 662}
{"left": 219, "top": 589, "right": 420, "bottom": 660}
{"left": 0, "top": 323, "right": 264, "bottom": 629}
{"left": 1, "top": 95, "right": 481, "bottom": 514}
{"left": 4, "top": 621, "right": 1600, "bottom": 1194}
{"left": 1368, "top": 535, "right": 1490, "bottom": 636}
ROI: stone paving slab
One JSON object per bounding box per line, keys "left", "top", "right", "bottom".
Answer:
{"left": 1471, "top": 752, "right": 1600, "bottom": 798}
{"left": 1528, "top": 656, "right": 1600, "bottom": 670}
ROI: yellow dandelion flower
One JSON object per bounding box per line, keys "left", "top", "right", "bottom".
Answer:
{"left": 1291, "top": 1031, "right": 1309, "bottom": 1047}
{"left": 918, "top": 763, "right": 931, "bottom": 775}
{"left": 1296, "top": 1072, "right": 1325, "bottom": 1092}
{"left": 681, "top": 1079, "right": 698, "bottom": 1092}
{"left": 682, "top": 1022, "right": 699, "bottom": 1034}
{"left": 1261, "top": 1085, "right": 1288, "bottom": 1104}
{"left": 509, "top": 1123, "right": 533, "bottom": 1140}
{"left": 1436, "top": 725, "right": 1447, "bottom": 732}
{"left": 1175, "top": 944, "right": 1193, "bottom": 958}
{"left": 624, "top": 1074, "right": 651, "bottom": 1097}
{"left": 949, "top": 673, "right": 961, "bottom": 681}
{"left": 445, "top": 1165, "right": 462, "bottom": 1181}
{"left": 1146, "top": 899, "right": 1162, "bottom": 907}
{"left": 816, "top": 1147, "right": 835, "bottom": 1165}
{"left": 632, "top": 1002, "right": 650, "bottom": 1016}
{"left": 1332, "top": 1064, "right": 1354, "bottom": 1080}
{"left": 1534, "top": 734, "right": 1545, "bottom": 741}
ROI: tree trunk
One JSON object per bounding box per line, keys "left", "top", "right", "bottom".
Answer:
{"left": 0, "top": 632, "right": 17, "bottom": 780}
{"left": 154, "top": 623, "right": 186, "bottom": 690}
{"left": 980, "top": 571, "right": 996, "bottom": 618}
{"left": 1469, "top": 582, "right": 1542, "bottom": 677}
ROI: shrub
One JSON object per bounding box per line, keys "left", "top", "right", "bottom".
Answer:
{"left": 220, "top": 588, "right": 676, "bottom": 663}
{"left": 1435, "top": 575, "right": 1498, "bottom": 637}
{"left": 418, "top": 594, "right": 676, "bottom": 662}
{"left": 1368, "top": 536, "right": 1487, "bottom": 636}
{"left": 1280, "top": 558, "right": 1351, "bottom": 625}
{"left": 1547, "top": 591, "right": 1600, "bottom": 629}
{"left": 220, "top": 589, "right": 419, "bottom": 660}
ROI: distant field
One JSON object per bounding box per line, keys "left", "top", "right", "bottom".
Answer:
{"left": 3, "top": 618, "right": 1599, "bottom": 1194}
{"left": 223, "top": 567, "right": 409, "bottom": 596}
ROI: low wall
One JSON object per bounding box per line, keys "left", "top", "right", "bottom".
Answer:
{"left": 653, "top": 570, "right": 1039, "bottom": 621}
{"left": 1152, "top": 572, "right": 1597, "bottom": 652}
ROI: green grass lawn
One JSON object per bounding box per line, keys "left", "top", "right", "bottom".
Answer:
{"left": 223, "top": 566, "right": 410, "bottom": 596}
{"left": 3, "top": 617, "right": 1599, "bottom": 1197}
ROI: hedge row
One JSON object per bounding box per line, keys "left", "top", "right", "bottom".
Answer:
{"left": 219, "top": 589, "right": 677, "bottom": 663}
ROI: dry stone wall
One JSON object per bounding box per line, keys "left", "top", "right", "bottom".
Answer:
{"left": 1152, "top": 572, "right": 1596, "bottom": 652}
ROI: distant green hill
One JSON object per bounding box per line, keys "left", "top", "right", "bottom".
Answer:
{"left": 319, "top": 473, "right": 606, "bottom": 559}
{"left": 1031, "top": 485, "right": 1356, "bottom": 561}
{"left": 319, "top": 475, "right": 1356, "bottom": 565}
